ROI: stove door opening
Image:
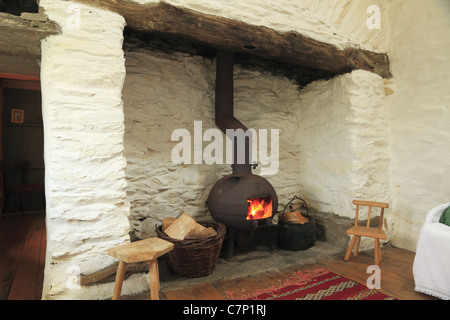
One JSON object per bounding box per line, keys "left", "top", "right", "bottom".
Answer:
{"left": 247, "top": 197, "right": 273, "bottom": 220}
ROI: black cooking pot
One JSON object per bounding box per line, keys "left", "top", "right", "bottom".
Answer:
{"left": 278, "top": 196, "right": 316, "bottom": 251}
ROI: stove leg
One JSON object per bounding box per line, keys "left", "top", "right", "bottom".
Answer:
{"left": 226, "top": 228, "right": 236, "bottom": 261}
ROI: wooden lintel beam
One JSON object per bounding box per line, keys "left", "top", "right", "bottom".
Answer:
{"left": 70, "top": 0, "right": 391, "bottom": 78}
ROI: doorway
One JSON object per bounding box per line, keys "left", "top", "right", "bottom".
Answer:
{"left": 0, "top": 75, "right": 46, "bottom": 300}
{"left": 0, "top": 76, "right": 44, "bottom": 214}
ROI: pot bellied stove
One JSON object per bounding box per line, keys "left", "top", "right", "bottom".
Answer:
{"left": 207, "top": 167, "right": 279, "bottom": 259}
{"left": 207, "top": 50, "right": 279, "bottom": 259}
{"left": 208, "top": 172, "right": 278, "bottom": 232}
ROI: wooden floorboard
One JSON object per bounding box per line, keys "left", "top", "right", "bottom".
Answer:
{"left": 0, "top": 213, "right": 32, "bottom": 300}
{"left": 0, "top": 212, "right": 46, "bottom": 300}
{"left": 316, "top": 248, "right": 427, "bottom": 300}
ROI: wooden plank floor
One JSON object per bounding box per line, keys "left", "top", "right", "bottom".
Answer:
{"left": 0, "top": 212, "right": 438, "bottom": 300}
{"left": 0, "top": 211, "right": 46, "bottom": 300}
{"left": 157, "top": 246, "right": 437, "bottom": 300}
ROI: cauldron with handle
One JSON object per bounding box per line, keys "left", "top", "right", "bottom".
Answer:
{"left": 278, "top": 196, "right": 316, "bottom": 251}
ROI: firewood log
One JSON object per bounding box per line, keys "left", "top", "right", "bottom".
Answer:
{"left": 185, "top": 227, "right": 217, "bottom": 239}
{"left": 162, "top": 217, "right": 177, "bottom": 232}
{"left": 164, "top": 213, "right": 198, "bottom": 240}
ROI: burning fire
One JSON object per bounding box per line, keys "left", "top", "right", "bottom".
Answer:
{"left": 247, "top": 197, "right": 273, "bottom": 220}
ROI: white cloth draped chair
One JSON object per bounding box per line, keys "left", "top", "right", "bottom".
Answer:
{"left": 413, "top": 202, "right": 450, "bottom": 300}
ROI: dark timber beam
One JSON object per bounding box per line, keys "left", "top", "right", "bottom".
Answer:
{"left": 69, "top": 0, "right": 391, "bottom": 79}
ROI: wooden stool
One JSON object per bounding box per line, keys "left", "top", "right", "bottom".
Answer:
{"left": 107, "top": 237, "right": 174, "bottom": 300}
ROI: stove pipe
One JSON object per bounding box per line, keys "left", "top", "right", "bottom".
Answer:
{"left": 215, "top": 50, "right": 252, "bottom": 174}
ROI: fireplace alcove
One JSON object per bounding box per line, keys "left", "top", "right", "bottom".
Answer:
{"left": 36, "top": 0, "right": 393, "bottom": 299}
{"left": 120, "top": 3, "right": 391, "bottom": 251}
{"left": 120, "top": 1, "right": 390, "bottom": 241}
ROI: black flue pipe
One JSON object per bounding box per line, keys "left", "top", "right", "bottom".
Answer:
{"left": 215, "top": 50, "right": 252, "bottom": 174}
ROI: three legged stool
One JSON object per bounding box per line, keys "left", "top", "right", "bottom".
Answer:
{"left": 108, "top": 237, "right": 174, "bottom": 300}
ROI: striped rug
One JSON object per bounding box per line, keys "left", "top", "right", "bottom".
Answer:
{"left": 227, "top": 269, "right": 397, "bottom": 300}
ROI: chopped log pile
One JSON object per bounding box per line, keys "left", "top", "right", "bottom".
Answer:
{"left": 162, "top": 213, "right": 217, "bottom": 240}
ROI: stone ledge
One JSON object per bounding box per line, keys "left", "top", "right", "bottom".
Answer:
{"left": 80, "top": 260, "right": 148, "bottom": 286}
{"left": 0, "top": 11, "right": 59, "bottom": 56}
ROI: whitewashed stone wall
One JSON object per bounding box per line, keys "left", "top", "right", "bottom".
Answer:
{"left": 299, "top": 70, "right": 392, "bottom": 237}
{"left": 302, "top": 0, "right": 390, "bottom": 53}
{"left": 123, "top": 49, "right": 303, "bottom": 239}
{"left": 40, "top": 0, "right": 131, "bottom": 299}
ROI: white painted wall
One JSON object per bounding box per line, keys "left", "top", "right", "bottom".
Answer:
{"left": 40, "top": 0, "right": 131, "bottom": 299}
{"left": 386, "top": 0, "right": 450, "bottom": 250}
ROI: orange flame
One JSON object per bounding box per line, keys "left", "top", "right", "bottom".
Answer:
{"left": 247, "top": 197, "right": 273, "bottom": 220}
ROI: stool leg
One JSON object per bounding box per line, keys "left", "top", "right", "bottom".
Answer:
{"left": 376, "top": 239, "right": 382, "bottom": 263}
{"left": 353, "top": 236, "right": 361, "bottom": 257}
{"left": 112, "top": 260, "right": 127, "bottom": 300}
{"left": 149, "top": 259, "right": 160, "bottom": 300}
{"left": 344, "top": 235, "right": 356, "bottom": 261}
{"left": 374, "top": 239, "right": 380, "bottom": 266}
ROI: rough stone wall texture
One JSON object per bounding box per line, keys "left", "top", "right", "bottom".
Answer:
{"left": 130, "top": 0, "right": 389, "bottom": 53}
{"left": 40, "top": 0, "right": 131, "bottom": 299}
{"left": 299, "top": 70, "right": 391, "bottom": 227}
{"left": 301, "top": 0, "right": 390, "bottom": 52}
{"left": 123, "top": 49, "right": 302, "bottom": 239}
{"left": 387, "top": 0, "right": 450, "bottom": 250}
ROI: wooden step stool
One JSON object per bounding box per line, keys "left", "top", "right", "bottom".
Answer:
{"left": 107, "top": 237, "right": 174, "bottom": 300}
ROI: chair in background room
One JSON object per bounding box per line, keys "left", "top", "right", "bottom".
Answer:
{"left": 344, "top": 200, "right": 389, "bottom": 266}
{"left": 1, "top": 160, "right": 45, "bottom": 214}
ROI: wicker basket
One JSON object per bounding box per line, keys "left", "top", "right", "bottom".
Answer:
{"left": 155, "top": 221, "right": 226, "bottom": 278}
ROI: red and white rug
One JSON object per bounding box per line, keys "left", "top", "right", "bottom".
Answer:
{"left": 226, "top": 268, "right": 397, "bottom": 300}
